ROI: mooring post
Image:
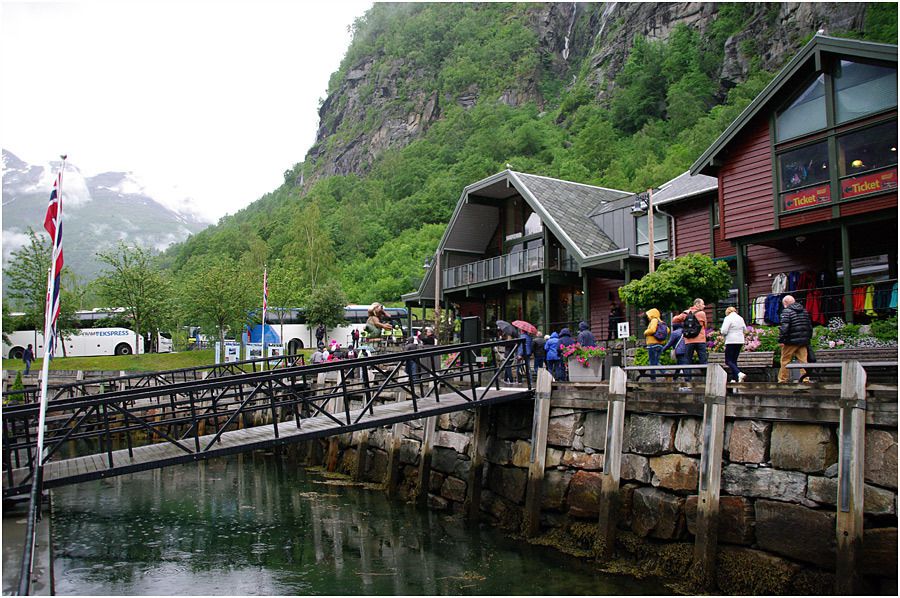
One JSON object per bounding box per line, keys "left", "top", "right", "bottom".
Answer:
{"left": 596, "top": 365, "right": 627, "bottom": 561}
{"left": 692, "top": 364, "right": 728, "bottom": 587}
{"left": 836, "top": 360, "right": 867, "bottom": 595}
{"left": 385, "top": 392, "right": 405, "bottom": 498}
{"left": 353, "top": 429, "right": 369, "bottom": 482}
{"left": 523, "top": 368, "right": 553, "bottom": 537}
{"left": 325, "top": 387, "right": 345, "bottom": 472}
{"left": 465, "top": 406, "right": 490, "bottom": 520}
{"left": 416, "top": 415, "right": 438, "bottom": 505}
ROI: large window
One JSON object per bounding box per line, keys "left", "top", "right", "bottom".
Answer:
{"left": 838, "top": 121, "right": 898, "bottom": 200}
{"left": 778, "top": 141, "right": 831, "bottom": 212}
{"left": 834, "top": 60, "right": 898, "bottom": 124}
{"left": 776, "top": 74, "right": 827, "bottom": 142}
{"left": 635, "top": 212, "right": 668, "bottom": 257}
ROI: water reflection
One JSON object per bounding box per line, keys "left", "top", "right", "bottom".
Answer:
{"left": 51, "top": 452, "right": 663, "bottom": 595}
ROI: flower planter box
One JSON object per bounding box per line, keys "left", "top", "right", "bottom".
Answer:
{"left": 567, "top": 358, "right": 604, "bottom": 382}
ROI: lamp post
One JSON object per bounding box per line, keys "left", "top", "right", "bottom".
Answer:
{"left": 425, "top": 252, "right": 441, "bottom": 340}
{"left": 647, "top": 188, "right": 655, "bottom": 273}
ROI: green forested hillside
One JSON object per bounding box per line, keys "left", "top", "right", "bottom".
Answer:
{"left": 161, "top": 2, "right": 896, "bottom": 307}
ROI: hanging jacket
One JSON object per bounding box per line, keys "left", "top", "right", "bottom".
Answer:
{"left": 545, "top": 332, "right": 560, "bottom": 361}
{"left": 576, "top": 321, "right": 596, "bottom": 347}
{"left": 755, "top": 296, "right": 767, "bottom": 325}
{"left": 771, "top": 273, "right": 788, "bottom": 294}
{"left": 779, "top": 303, "right": 813, "bottom": 345}
{"left": 806, "top": 289, "right": 825, "bottom": 326}
{"left": 764, "top": 294, "right": 782, "bottom": 324}
{"left": 787, "top": 271, "right": 800, "bottom": 292}
{"left": 864, "top": 284, "right": 876, "bottom": 316}
{"left": 891, "top": 283, "right": 898, "bottom": 309}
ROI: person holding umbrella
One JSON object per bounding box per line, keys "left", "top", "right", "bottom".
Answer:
{"left": 511, "top": 320, "right": 536, "bottom": 383}
{"left": 494, "top": 320, "right": 517, "bottom": 383}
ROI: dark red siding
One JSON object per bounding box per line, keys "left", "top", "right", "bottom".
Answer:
{"left": 840, "top": 193, "right": 897, "bottom": 217}
{"left": 589, "top": 277, "right": 624, "bottom": 340}
{"left": 779, "top": 206, "right": 833, "bottom": 229}
{"left": 668, "top": 197, "right": 711, "bottom": 256}
{"left": 745, "top": 243, "right": 827, "bottom": 299}
{"left": 721, "top": 116, "right": 775, "bottom": 240}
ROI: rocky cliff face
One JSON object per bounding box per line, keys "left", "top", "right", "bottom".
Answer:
{"left": 302, "top": 2, "right": 869, "bottom": 187}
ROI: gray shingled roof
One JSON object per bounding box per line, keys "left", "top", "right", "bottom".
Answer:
{"left": 652, "top": 171, "right": 718, "bottom": 206}
{"left": 511, "top": 172, "right": 630, "bottom": 258}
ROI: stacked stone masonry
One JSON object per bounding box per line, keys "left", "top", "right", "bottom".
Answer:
{"left": 327, "top": 396, "right": 897, "bottom": 591}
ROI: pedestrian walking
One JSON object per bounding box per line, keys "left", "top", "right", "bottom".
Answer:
{"left": 315, "top": 323, "right": 326, "bottom": 346}
{"left": 721, "top": 306, "right": 748, "bottom": 382}
{"left": 661, "top": 323, "right": 688, "bottom": 380}
{"left": 643, "top": 309, "right": 667, "bottom": 380}
{"left": 672, "top": 298, "right": 708, "bottom": 379}
{"left": 576, "top": 321, "right": 596, "bottom": 347}
{"left": 778, "top": 295, "right": 813, "bottom": 383}
{"left": 351, "top": 328, "right": 360, "bottom": 349}
{"left": 532, "top": 333, "right": 546, "bottom": 379}
{"left": 557, "top": 327, "right": 574, "bottom": 381}
{"left": 23, "top": 344, "right": 34, "bottom": 375}
{"left": 516, "top": 329, "right": 533, "bottom": 383}
{"left": 544, "top": 331, "right": 561, "bottom": 381}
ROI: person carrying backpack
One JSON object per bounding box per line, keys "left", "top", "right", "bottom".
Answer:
{"left": 643, "top": 308, "right": 667, "bottom": 380}
{"left": 576, "top": 321, "right": 596, "bottom": 348}
{"left": 672, "top": 298, "right": 708, "bottom": 379}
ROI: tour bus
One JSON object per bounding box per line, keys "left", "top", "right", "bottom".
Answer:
{"left": 247, "top": 305, "right": 409, "bottom": 353}
{"left": 3, "top": 309, "right": 173, "bottom": 359}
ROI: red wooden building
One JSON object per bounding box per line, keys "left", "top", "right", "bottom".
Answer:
{"left": 686, "top": 35, "right": 897, "bottom": 325}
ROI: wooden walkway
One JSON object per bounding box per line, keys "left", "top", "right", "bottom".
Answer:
{"left": 5, "top": 386, "right": 531, "bottom": 495}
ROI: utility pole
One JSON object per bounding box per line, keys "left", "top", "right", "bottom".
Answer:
{"left": 647, "top": 188, "right": 655, "bottom": 273}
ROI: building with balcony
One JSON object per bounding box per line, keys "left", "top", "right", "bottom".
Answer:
{"left": 402, "top": 170, "right": 674, "bottom": 339}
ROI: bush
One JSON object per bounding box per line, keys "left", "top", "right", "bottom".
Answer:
{"left": 633, "top": 347, "right": 676, "bottom": 366}
{"left": 870, "top": 316, "right": 898, "bottom": 343}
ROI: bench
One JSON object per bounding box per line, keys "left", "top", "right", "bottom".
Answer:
{"left": 787, "top": 360, "right": 897, "bottom": 383}
{"left": 623, "top": 364, "right": 708, "bottom": 381}
{"left": 707, "top": 351, "right": 775, "bottom": 382}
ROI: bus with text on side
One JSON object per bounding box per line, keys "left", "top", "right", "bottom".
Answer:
{"left": 2, "top": 309, "right": 173, "bottom": 359}
{"left": 246, "top": 305, "right": 409, "bottom": 353}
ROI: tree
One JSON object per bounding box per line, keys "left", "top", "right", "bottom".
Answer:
{"left": 305, "top": 283, "right": 347, "bottom": 330}
{"left": 176, "top": 254, "right": 254, "bottom": 352}
{"left": 96, "top": 243, "right": 172, "bottom": 352}
{"left": 618, "top": 253, "right": 732, "bottom": 313}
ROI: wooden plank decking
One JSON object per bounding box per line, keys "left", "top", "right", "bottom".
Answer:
{"left": 4, "top": 386, "right": 531, "bottom": 496}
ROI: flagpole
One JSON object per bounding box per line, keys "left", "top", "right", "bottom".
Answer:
{"left": 19, "top": 155, "right": 65, "bottom": 595}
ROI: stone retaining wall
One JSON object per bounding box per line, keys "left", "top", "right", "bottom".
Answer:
{"left": 323, "top": 393, "right": 898, "bottom": 594}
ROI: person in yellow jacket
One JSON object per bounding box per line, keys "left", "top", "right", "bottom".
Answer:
{"left": 643, "top": 308, "right": 667, "bottom": 380}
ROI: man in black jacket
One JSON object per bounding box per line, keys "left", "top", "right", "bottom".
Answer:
{"left": 778, "top": 295, "right": 813, "bottom": 383}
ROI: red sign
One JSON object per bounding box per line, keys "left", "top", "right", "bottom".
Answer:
{"left": 782, "top": 183, "right": 831, "bottom": 212}
{"left": 841, "top": 167, "right": 898, "bottom": 200}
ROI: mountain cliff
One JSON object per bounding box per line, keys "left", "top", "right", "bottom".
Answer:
{"left": 160, "top": 3, "right": 895, "bottom": 305}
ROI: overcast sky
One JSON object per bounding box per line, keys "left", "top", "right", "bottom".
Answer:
{"left": 1, "top": 0, "right": 372, "bottom": 222}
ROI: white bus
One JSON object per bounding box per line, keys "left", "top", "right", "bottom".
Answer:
{"left": 248, "top": 305, "right": 409, "bottom": 353}
{"left": 3, "top": 309, "right": 173, "bottom": 359}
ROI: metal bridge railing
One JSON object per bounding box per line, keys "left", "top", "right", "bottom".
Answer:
{"left": 2, "top": 352, "right": 307, "bottom": 405}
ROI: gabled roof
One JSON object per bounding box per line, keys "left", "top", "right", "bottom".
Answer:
{"left": 651, "top": 171, "right": 718, "bottom": 206}
{"left": 690, "top": 35, "right": 898, "bottom": 177}
{"left": 509, "top": 171, "right": 629, "bottom": 258}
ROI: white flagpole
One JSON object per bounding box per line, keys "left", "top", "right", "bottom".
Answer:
{"left": 20, "top": 155, "right": 65, "bottom": 594}
{"left": 262, "top": 266, "right": 267, "bottom": 357}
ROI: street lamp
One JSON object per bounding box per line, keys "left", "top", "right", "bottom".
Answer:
{"left": 424, "top": 252, "right": 441, "bottom": 340}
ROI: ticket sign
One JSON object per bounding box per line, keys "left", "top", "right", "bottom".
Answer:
{"left": 782, "top": 183, "right": 831, "bottom": 212}
{"left": 617, "top": 321, "right": 630, "bottom": 340}
{"left": 841, "top": 167, "right": 898, "bottom": 200}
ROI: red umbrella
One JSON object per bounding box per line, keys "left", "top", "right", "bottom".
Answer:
{"left": 511, "top": 320, "right": 538, "bottom": 335}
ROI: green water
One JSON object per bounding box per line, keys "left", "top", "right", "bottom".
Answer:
{"left": 50, "top": 452, "right": 666, "bottom": 595}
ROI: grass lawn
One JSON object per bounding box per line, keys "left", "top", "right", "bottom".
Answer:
{"left": 3, "top": 349, "right": 218, "bottom": 372}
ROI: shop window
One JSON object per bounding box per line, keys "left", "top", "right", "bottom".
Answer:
{"left": 775, "top": 74, "right": 826, "bottom": 142}
{"left": 838, "top": 120, "right": 898, "bottom": 200}
{"left": 778, "top": 141, "right": 831, "bottom": 212}
{"left": 712, "top": 201, "right": 720, "bottom": 228}
{"left": 635, "top": 212, "right": 668, "bottom": 257}
{"left": 834, "top": 60, "right": 897, "bottom": 124}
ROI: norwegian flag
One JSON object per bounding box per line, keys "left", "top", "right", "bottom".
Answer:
{"left": 43, "top": 170, "right": 64, "bottom": 356}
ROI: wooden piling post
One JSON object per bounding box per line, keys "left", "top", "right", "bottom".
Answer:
{"left": 325, "top": 388, "right": 345, "bottom": 472}
{"left": 596, "top": 366, "right": 627, "bottom": 561}
{"left": 385, "top": 392, "right": 405, "bottom": 498}
{"left": 416, "top": 416, "right": 438, "bottom": 505}
{"left": 692, "top": 364, "right": 728, "bottom": 587}
{"left": 465, "top": 406, "right": 490, "bottom": 520}
{"left": 353, "top": 430, "right": 369, "bottom": 482}
{"left": 523, "top": 369, "right": 553, "bottom": 536}
{"left": 836, "top": 360, "right": 867, "bottom": 595}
